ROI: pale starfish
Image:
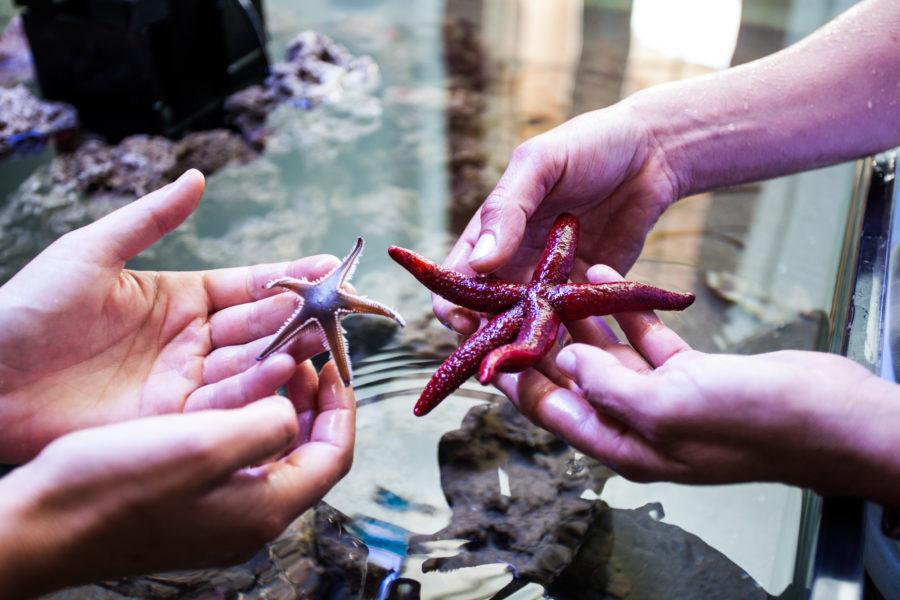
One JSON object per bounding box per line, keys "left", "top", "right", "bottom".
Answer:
{"left": 257, "top": 237, "right": 405, "bottom": 386}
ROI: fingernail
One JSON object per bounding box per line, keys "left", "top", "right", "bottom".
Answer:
{"left": 172, "top": 169, "right": 192, "bottom": 184}
{"left": 470, "top": 233, "right": 496, "bottom": 263}
{"left": 170, "top": 169, "right": 202, "bottom": 190}
{"left": 556, "top": 348, "right": 576, "bottom": 375}
{"left": 180, "top": 167, "right": 202, "bottom": 180}
{"left": 586, "top": 264, "right": 623, "bottom": 284}
{"left": 160, "top": 171, "right": 188, "bottom": 195}
{"left": 448, "top": 309, "right": 479, "bottom": 335}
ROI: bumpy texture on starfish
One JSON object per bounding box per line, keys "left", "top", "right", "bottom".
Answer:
{"left": 389, "top": 214, "right": 695, "bottom": 416}
{"left": 257, "top": 237, "right": 405, "bottom": 386}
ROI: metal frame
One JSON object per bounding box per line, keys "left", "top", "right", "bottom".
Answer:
{"left": 805, "top": 152, "right": 897, "bottom": 599}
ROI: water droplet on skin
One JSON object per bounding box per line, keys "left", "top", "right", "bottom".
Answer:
{"left": 868, "top": 100, "right": 873, "bottom": 109}
{"left": 727, "top": 123, "right": 736, "bottom": 131}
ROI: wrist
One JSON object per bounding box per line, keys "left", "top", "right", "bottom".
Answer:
{"left": 825, "top": 374, "right": 900, "bottom": 508}
{"left": 620, "top": 68, "right": 792, "bottom": 199}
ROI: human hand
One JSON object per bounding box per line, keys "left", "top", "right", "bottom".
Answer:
{"left": 436, "top": 105, "right": 680, "bottom": 333}
{"left": 0, "top": 360, "right": 354, "bottom": 599}
{"left": 0, "top": 170, "right": 339, "bottom": 462}
{"left": 497, "top": 266, "right": 900, "bottom": 504}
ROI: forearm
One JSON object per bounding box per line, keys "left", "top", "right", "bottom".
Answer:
{"left": 624, "top": 0, "right": 900, "bottom": 198}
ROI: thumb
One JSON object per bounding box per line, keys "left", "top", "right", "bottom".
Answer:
{"left": 79, "top": 169, "right": 205, "bottom": 267}
{"left": 468, "top": 140, "right": 564, "bottom": 273}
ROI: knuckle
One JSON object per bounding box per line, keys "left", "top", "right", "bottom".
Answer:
{"left": 481, "top": 184, "right": 511, "bottom": 217}
{"left": 510, "top": 136, "right": 547, "bottom": 164}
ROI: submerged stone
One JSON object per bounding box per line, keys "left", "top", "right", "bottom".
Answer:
{"left": 0, "top": 84, "right": 76, "bottom": 159}
{"left": 409, "top": 400, "right": 613, "bottom": 586}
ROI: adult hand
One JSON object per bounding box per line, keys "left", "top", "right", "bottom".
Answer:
{"left": 497, "top": 266, "right": 900, "bottom": 506}
{"left": 435, "top": 105, "right": 679, "bottom": 333}
{"left": 0, "top": 170, "right": 339, "bottom": 462}
{"left": 435, "top": 1, "right": 900, "bottom": 336}
{"left": 0, "top": 360, "right": 355, "bottom": 600}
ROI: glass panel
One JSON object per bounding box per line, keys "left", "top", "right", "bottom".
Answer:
{"left": 0, "top": 0, "right": 866, "bottom": 597}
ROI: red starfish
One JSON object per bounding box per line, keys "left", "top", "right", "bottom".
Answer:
{"left": 388, "top": 213, "right": 695, "bottom": 416}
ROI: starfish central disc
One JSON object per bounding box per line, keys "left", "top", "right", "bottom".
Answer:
{"left": 389, "top": 214, "right": 695, "bottom": 416}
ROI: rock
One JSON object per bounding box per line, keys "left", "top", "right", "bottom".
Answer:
{"left": 51, "top": 131, "right": 257, "bottom": 198}
{"left": 225, "top": 30, "right": 379, "bottom": 146}
{"left": 0, "top": 84, "right": 77, "bottom": 159}
{"left": 551, "top": 504, "right": 768, "bottom": 600}
{"left": 409, "top": 401, "right": 613, "bottom": 586}
{"left": 0, "top": 129, "right": 258, "bottom": 284}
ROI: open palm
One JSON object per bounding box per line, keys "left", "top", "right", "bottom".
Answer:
{"left": 0, "top": 170, "right": 334, "bottom": 462}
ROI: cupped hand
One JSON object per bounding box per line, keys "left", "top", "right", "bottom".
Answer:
{"left": 436, "top": 104, "right": 680, "bottom": 333}
{"left": 496, "top": 265, "right": 899, "bottom": 501}
{"left": 0, "top": 170, "right": 339, "bottom": 462}
{"left": 0, "top": 360, "right": 355, "bottom": 599}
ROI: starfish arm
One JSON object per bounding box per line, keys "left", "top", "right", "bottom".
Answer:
{"left": 479, "top": 295, "right": 561, "bottom": 383}
{"left": 335, "top": 237, "right": 365, "bottom": 289}
{"left": 532, "top": 213, "right": 579, "bottom": 285}
{"left": 257, "top": 313, "right": 318, "bottom": 360}
{"left": 388, "top": 246, "right": 525, "bottom": 312}
{"left": 414, "top": 304, "right": 524, "bottom": 416}
{"left": 339, "top": 292, "right": 406, "bottom": 327}
{"left": 319, "top": 313, "right": 354, "bottom": 386}
{"left": 265, "top": 277, "right": 316, "bottom": 294}
{"left": 547, "top": 282, "right": 696, "bottom": 321}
